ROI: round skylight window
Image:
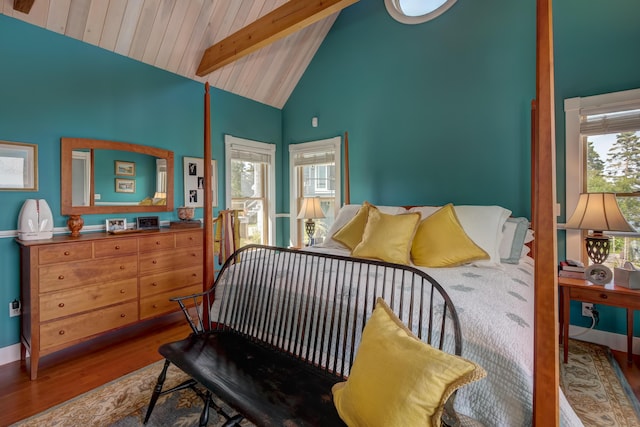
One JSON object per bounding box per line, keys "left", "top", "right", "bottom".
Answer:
{"left": 384, "top": 0, "right": 457, "bottom": 24}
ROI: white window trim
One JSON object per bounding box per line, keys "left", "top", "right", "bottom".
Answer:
{"left": 564, "top": 88, "right": 640, "bottom": 260}
{"left": 224, "top": 134, "right": 276, "bottom": 245}
{"left": 384, "top": 0, "right": 457, "bottom": 25}
{"left": 289, "top": 136, "right": 341, "bottom": 247}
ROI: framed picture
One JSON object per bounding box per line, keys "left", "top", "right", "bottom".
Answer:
{"left": 115, "top": 178, "right": 136, "bottom": 193}
{"left": 0, "top": 140, "right": 38, "bottom": 191}
{"left": 115, "top": 160, "right": 136, "bottom": 176}
{"left": 183, "top": 157, "right": 217, "bottom": 208}
{"left": 105, "top": 218, "right": 127, "bottom": 233}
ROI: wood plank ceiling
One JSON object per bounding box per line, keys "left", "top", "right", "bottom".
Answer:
{"left": 1, "top": 0, "right": 347, "bottom": 109}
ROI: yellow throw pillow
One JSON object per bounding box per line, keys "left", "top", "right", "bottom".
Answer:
{"left": 411, "top": 204, "right": 489, "bottom": 267}
{"left": 332, "top": 202, "right": 374, "bottom": 250}
{"left": 351, "top": 208, "right": 420, "bottom": 265}
{"left": 332, "top": 298, "right": 486, "bottom": 427}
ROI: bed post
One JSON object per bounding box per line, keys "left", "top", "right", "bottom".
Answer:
{"left": 203, "top": 82, "right": 214, "bottom": 292}
{"left": 533, "top": 0, "right": 559, "bottom": 425}
{"left": 344, "top": 131, "right": 350, "bottom": 205}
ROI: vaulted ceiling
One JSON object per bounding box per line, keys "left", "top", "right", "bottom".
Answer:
{"left": 1, "top": 0, "right": 357, "bottom": 109}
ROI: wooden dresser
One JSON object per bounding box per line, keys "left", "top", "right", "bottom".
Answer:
{"left": 16, "top": 228, "right": 203, "bottom": 380}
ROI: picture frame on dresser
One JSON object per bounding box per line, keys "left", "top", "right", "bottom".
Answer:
{"left": 106, "top": 218, "right": 126, "bottom": 233}
{"left": 183, "top": 156, "right": 217, "bottom": 208}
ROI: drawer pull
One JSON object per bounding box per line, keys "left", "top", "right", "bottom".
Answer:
{"left": 191, "top": 253, "right": 197, "bottom": 257}
{"left": 151, "top": 282, "right": 158, "bottom": 287}
{"left": 59, "top": 330, "right": 65, "bottom": 335}
{"left": 192, "top": 273, "right": 197, "bottom": 277}
{"left": 58, "top": 303, "right": 65, "bottom": 308}
{"left": 152, "top": 260, "right": 157, "bottom": 264}
{"left": 120, "top": 265, "right": 125, "bottom": 270}
{"left": 120, "top": 313, "right": 126, "bottom": 318}
{"left": 600, "top": 294, "right": 608, "bottom": 299}
{"left": 156, "top": 241, "right": 161, "bottom": 245}
{"left": 58, "top": 275, "right": 64, "bottom": 280}
{"left": 115, "top": 245, "right": 120, "bottom": 250}
{"left": 153, "top": 304, "right": 158, "bottom": 308}
{"left": 120, "top": 289, "right": 125, "bottom": 294}
{"left": 64, "top": 251, "right": 70, "bottom": 256}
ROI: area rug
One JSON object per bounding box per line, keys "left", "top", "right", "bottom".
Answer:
{"left": 12, "top": 339, "right": 640, "bottom": 427}
{"left": 560, "top": 339, "right": 640, "bottom": 427}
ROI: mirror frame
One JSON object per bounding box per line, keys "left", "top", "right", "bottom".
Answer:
{"left": 61, "top": 137, "right": 174, "bottom": 215}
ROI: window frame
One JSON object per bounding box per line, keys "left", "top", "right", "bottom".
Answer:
{"left": 289, "top": 136, "right": 341, "bottom": 247}
{"left": 384, "top": 0, "right": 457, "bottom": 25}
{"left": 225, "top": 134, "right": 276, "bottom": 246}
{"left": 564, "top": 88, "right": 640, "bottom": 261}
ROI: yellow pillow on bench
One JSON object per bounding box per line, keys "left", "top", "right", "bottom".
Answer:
{"left": 332, "top": 298, "right": 486, "bottom": 427}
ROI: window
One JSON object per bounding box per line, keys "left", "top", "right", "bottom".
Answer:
{"left": 225, "top": 135, "right": 276, "bottom": 246}
{"left": 565, "top": 88, "right": 640, "bottom": 267}
{"left": 384, "top": 0, "right": 457, "bottom": 25}
{"left": 289, "top": 137, "right": 341, "bottom": 247}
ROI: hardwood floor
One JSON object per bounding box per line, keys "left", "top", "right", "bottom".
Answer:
{"left": 0, "top": 312, "right": 192, "bottom": 426}
{"left": 1, "top": 320, "right": 639, "bottom": 426}
{"left": 612, "top": 349, "right": 640, "bottom": 401}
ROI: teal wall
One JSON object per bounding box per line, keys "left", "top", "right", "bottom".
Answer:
{"left": 0, "top": 14, "right": 281, "bottom": 349}
{"left": 283, "top": 0, "right": 640, "bottom": 335}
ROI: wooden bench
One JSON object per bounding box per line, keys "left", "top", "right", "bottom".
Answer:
{"left": 143, "top": 245, "right": 464, "bottom": 426}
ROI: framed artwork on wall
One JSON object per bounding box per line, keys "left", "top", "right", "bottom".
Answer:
{"left": 115, "top": 178, "right": 136, "bottom": 193}
{"left": 183, "top": 156, "right": 217, "bottom": 208}
{"left": 0, "top": 140, "right": 38, "bottom": 191}
{"left": 115, "top": 160, "right": 136, "bottom": 176}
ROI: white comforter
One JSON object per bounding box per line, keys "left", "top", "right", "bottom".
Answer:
{"left": 303, "top": 246, "right": 583, "bottom": 427}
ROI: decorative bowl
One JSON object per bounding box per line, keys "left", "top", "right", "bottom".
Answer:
{"left": 177, "top": 206, "right": 195, "bottom": 220}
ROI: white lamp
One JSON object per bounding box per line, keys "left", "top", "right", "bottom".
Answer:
{"left": 297, "top": 197, "right": 325, "bottom": 246}
{"left": 565, "top": 192, "right": 635, "bottom": 283}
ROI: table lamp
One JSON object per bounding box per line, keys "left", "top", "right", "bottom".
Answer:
{"left": 297, "top": 197, "right": 325, "bottom": 246}
{"left": 565, "top": 192, "right": 635, "bottom": 284}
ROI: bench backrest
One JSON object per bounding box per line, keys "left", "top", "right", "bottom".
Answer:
{"left": 194, "top": 245, "right": 462, "bottom": 379}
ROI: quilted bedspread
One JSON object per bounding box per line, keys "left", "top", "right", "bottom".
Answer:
{"left": 305, "top": 247, "right": 583, "bottom": 427}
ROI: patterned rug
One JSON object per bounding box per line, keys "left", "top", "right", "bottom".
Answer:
{"left": 560, "top": 339, "right": 640, "bottom": 427}
{"left": 11, "top": 339, "right": 640, "bottom": 426}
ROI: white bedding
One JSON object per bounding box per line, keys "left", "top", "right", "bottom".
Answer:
{"left": 302, "top": 246, "right": 583, "bottom": 427}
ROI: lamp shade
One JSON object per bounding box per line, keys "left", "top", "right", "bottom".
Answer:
{"left": 297, "top": 197, "right": 326, "bottom": 220}
{"left": 565, "top": 193, "right": 635, "bottom": 233}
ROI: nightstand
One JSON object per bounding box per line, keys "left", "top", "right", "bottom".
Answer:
{"left": 559, "top": 276, "right": 640, "bottom": 364}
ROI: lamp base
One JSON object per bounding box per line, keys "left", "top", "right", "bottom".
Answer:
{"left": 305, "top": 219, "right": 315, "bottom": 246}
{"left": 585, "top": 264, "right": 613, "bottom": 285}
{"left": 585, "top": 234, "right": 612, "bottom": 264}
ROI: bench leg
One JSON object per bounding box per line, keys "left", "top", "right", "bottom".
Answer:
{"left": 143, "top": 359, "right": 171, "bottom": 424}
{"left": 199, "top": 390, "right": 212, "bottom": 427}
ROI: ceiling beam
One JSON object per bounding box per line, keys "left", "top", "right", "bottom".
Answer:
{"left": 196, "top": 0, "right": 359, "bottom": 76}
{"left": 13, "top": 0, "right": 35, "bottom": 14}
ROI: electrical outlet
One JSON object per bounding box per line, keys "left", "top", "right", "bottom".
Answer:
{"left": 582, "top": 303, "right": 594, "bottom": 317}
{"left": 9, "top": 300, "right": 21, "bottom": 317}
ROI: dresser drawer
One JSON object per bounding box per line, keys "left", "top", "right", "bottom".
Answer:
{"left": 139, "top": 247, "right": 203, "bottom": 274}
{"left": 569, "top": 287, "right": 640, "bottom": 308}
{"left": 175, "top": 231, "right": 203, "bottom": 248}
{"left": 138, "top": 234, "right": 175, "bottom": 252}
{"left": 94, "top": 238, "right": 137, "bottom": 258}
{"left": 39, "top": 257, "right": 138, "bottom": 292}
{"left": 40, "top": 278, "right": 138, "bottom": 322}
{"left": 140, "top": 284, "right": 201, "bottom": 320}
{"left": 38, "top": 242, "right": 93, "bottom": 265}
{"left": 40, "top": 301, "right": 138, "bottom": 352}
{"left": 140, "top": 266, "right": 203, "bottom": 298}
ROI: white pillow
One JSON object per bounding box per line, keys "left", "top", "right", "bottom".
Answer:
{"left": 321, "top": 203, "right": 405, "bottom": 249}
{"left": 454, "top": 205, "right": 512, "bottom": 268}
{"left": 407, "top": 205, "right": 440, "bottom": 219}
{"left": 499, "top": 217, "right": 530, "bottom": 264}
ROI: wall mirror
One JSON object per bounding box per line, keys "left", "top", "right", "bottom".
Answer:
{"left": 61, "top": 137, "right": 174, "bottom": 215}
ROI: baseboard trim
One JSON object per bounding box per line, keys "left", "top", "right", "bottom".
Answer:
{"left": 569, "top": 325, "right": 639, "bottom": 354}
{"left": 0, "top": 343, "right": 23, "bottom": 366}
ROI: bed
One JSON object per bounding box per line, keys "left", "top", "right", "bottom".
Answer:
{"left": 198, "top": 1, "right": 562, "bottom": 424}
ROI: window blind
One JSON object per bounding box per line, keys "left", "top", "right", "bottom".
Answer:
{"left": 580, "top": 108, "right": 640, "bottom": 136}
{"left": 230, "top": 147, "right": 271, "bottom": 164}
{"left": 292, "top": 150, "right": 335, "bottom": 166}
